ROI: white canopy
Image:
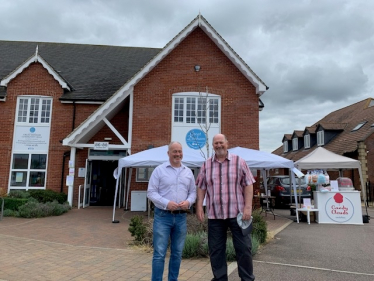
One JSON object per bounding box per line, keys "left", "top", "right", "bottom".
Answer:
{"left": 295, "top": 147, "right": 366, "bottom": 203}
{"left": 112, "top": 145, "right": 301, "bottom": 221}
{"left": 115, "top": 145, "right": 296, "bottom": 173}
{"left": 295, "top": 147, "right": 361, "bottom": 170}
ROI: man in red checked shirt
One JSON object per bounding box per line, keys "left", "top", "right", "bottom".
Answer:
{"left": 196, "top": 134, "right": 255, "bottom": 281}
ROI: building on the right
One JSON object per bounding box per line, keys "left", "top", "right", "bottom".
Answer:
{"left": 272, "top": 98, "right": 374, "bottom": 204}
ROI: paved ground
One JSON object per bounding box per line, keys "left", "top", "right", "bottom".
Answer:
{"left": 230, "top": 206, "right": 374, "bottom": 281}
{"left": 0, "top": 206, "right": 291, "bottom": 281}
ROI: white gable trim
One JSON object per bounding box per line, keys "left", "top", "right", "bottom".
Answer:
{"left": 0, "top": 52, "right": 70, "bottom": 91}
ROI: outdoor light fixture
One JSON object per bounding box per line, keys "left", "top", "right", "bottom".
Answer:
{"left": 104, "top": 137, "right": 112, "bottom": 141}
{"left": 194, "top": 65, "right": 201, "bottom": 72}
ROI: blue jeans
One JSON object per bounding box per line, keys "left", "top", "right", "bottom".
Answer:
{"left": 208, "top": 218, "right": 254, "bottom": 281}
{"left": 152, "top": 207, "right": 187, "bottom": 281}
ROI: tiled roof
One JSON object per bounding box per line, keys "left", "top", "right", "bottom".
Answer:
{"left": 304, "top": 126, "right": 317, "bottom": 134}
{"left": 0, "top": 41, "right": 161, "bottom": 101}
{"left": 273, "top": 98, "right": 374, "bottom": 159}
{"left": 282, "top": 134, "right": 292, "bottom": 141}
{"left": 317, "top": 122, "right": 347, "bottom": 130}
{"left": 292, "top": 130, "right": 304, "bottom": 138}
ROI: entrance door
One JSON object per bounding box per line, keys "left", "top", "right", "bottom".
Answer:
{"left": 90, "top": 160, "right": 118, "bottom": 206}
{"left": 83, "top": 160, "right": 92, "bottom": 208}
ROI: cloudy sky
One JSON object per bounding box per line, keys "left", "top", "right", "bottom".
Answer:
{"left": 1, "top": 0, "right": 373, "bottom": 152}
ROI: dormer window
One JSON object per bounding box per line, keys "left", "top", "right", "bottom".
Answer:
{"left": 351, "top": 121, "right": 367, "bottom": 132}
{"left": 292, "top": 138, "right": 298, "bottom": 151}
{"left": 317, "top": 130, "right": 324, "bottom": 146}
{"left": 283, "top": 141, "right": 288, "bottom": 153}
{"left": 304, "top": 134, "right": 310, "bottom": 149}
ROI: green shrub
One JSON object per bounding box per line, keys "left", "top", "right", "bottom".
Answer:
{"left": 29, "top": 189, "right": 67, "bottom": 204}
{"left": 251, "top": 234, "right": 260, "bottom": 256}
{"left": 2, "top": 209, "right": 19, "bottom": 217}
{"left": 17, "top": 198, "right": 71, "bottom": 218}
{"left": 226, "top": 237, "right": 236, "bottom": 261}
{"left": 3, "top": 197, "right": 28, "bottom": 211}
{"left": 182, "top": 234, "right": 201, "bottom": 258}
{"left": 128, "top": 215, "right": 147, "bottom": 242}
{"left": 8, "top": 190, "right": 31, "bottom": 199}
{"left": 252, "top": 210, "right": 267, "bottom": 243}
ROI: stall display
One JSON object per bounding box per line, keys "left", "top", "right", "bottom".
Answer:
{"left": 295, "top": 147, "right": 365, "bottom": 225}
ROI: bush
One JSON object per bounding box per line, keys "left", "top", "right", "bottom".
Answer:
{"left": 251, "top": 234, "right": 260, "bottom": 256}
{"left": 131, "top": 211, "right": 268, "bottom": 260}
{"left": 29, "top": 190, "right": 67, "bottom": 204}
{"left": 252, "top": 210, "right": 268, "bottom": 243}
{"left": 8, "top": 190, "right": 31, "bottom": 199}
{"left": 3, "top": 197, "right": 28, "bottom": 211}
{"left": 182, "top": 234, "right": 201, "bottom": 258}
{"left": 2, "top": 209, "right": 19, "bottom": 217}
{"left": 128, "top": 215, "right": 147, "bottom": 242}
{"left": 17, "top": 198, "right": 71, "bottom": 218}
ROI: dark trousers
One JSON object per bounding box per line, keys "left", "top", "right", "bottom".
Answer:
{"left": 208, "top": 218, "right": 255, "bottom": 281}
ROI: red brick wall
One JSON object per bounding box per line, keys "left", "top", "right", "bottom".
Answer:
{"left": 1, "top": 63, "right": 102, "bottom": 199}
{"left": 131, "top": 28, "right": 259, "bottom": 153}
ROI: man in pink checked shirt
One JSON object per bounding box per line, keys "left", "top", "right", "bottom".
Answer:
{"left": 196, "top": 134, "right": 255, "bottom": 281}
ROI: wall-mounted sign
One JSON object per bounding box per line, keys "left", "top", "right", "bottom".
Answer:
{"left": 94, "top": 142, "right": 109, "bottom": 150}
{"left": 13, "top": 126, "right": 50, "bottom": 151}
{"left": 185, "top": 129, "right": 206, "bottom": 150}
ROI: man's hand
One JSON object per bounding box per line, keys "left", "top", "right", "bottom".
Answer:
{"left": 178, "top": 200, "right": 190, "bottom": 210}
{"left": 167, "top": 201, "right": 179, "bottom": 211}
{"left": 195, "top": 205, "right": 205, "bottom": 222}
{"left": 242, "top": 206, "right": 252, "bottom": 221}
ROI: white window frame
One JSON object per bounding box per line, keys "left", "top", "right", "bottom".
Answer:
{"left": 136, "top": 167, "right": 155, "bottom": 182}
{"left": 304, "top": 134, "right": 310, "bottom": 149}
{"left": 172, "top": 92, "right": 220, "bottom": 128}
{"left": 283, "top": 141, "right": 288, "bottom": 153}
{"left": 317, "top": 130, "right": 324, "bottom": 146}
{"left": 16, "top": 96, "right": 52, "bottom": 125}
{"left": 292, "top": 138, "right": 298, "bottom": 151}
{"left": 10, "top": 153, "right": 48, "bottom": 188}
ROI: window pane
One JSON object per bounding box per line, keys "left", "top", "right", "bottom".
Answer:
{"left": 31, "top": 154, "right": 47, "bottom": 169}
{"left": 29, "top": 98, "right": 40, "bottom": 123}
{"left": 29, "top": 171, "right": 45, "bottom": 187}
{"left": 197, "top": 98, "right": 206, "bottom": 124}
{"left": 10, "top": 171, "right": 27, "bottom": 186}
{"left": 186, "top": 97, "right": 196, "bottom": 123}
{"left": 12, "top": 154, "right": 29, "bottom": 169}
{"left": 41, "top": 100, "right": 51, "bottom": 123}
{"left": 174, "top": 97, "right": 184, "bottom": 122}
{"left": 209, "top": 99, "right": 219, "bottom": 123}
{"left": 18, "top": 99, "right": 28, "bottom": 122}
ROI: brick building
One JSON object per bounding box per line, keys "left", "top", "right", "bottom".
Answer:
{"left": 0, "top": 15, "right": 267, "bottom": 208}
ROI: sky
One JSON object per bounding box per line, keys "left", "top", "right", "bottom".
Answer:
{"left": 1, "top": 0, "right": 373, "bottom": 152}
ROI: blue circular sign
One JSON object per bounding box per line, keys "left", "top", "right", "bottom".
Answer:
{"left": 186, "top": 129, "right": 206, "bottom": 150}
{"left": 30, "top": 127, "right": 36, "bottom": 133}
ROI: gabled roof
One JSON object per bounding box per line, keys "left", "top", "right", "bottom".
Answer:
{"left": 304, "top": 126, "right": 317, "bottom": 134}
{"left": 1, "top": 46, "right": 71, "bottom": 91}
{"left": 292, "top": 131, "right": 304, "bottom": 138}
{"left": 63, "top": 14, "right": 268, "bottom": 147}
{"left": 273, "top": 98, "right": 374, "bottom": 160}
{"left": 0, "top": 41, "right": 160, "bottom": 101}
{"left": 282, "top": 134, "right": 292, "bottom": 142}
{"left": 317, "top": 122, "right": 346, "bottom": 131}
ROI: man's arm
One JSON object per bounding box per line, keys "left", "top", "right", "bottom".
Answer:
{"left": 195, "top": 187, "right": 206, "bottom": 222}
{"left": 242, "top": 184, "right": 253, "bottom": 220}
